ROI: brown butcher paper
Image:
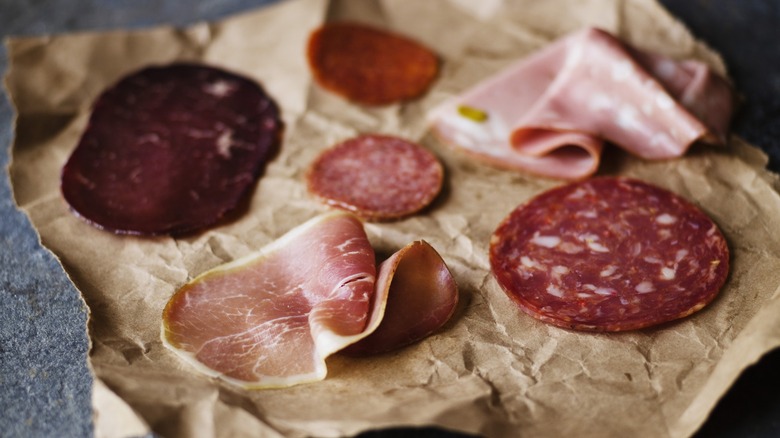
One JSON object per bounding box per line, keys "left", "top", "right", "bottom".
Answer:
{"left": 6, "top": 0, "right": 780, "bottom": 436}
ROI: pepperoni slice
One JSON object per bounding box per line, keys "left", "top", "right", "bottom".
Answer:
{"left": 306, "top": 134, "right": 443, "bottom": 221}
{"left": 61, "top": 63, "right": 282, "bottom": 235}
{"left": 489, "top": 177, "right": 729, "bottom": 332}
{"left": 307, "top": 22, "right": 439, "bottom": 105}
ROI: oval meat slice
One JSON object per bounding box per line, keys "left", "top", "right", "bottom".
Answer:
{"left": 61, "top": 63, "right": 282, "bottom": 235}
{"left": 307, "top": 22, "right": 439, "bottom": 105}
{"left": 306, "top": 134, "right": 444, "bottom": 221}
{"left": 343, "top": 240, "right": 458, "bottom": 356}
{"left": 162, "top": 212, "right": 459, "bottom": 389}
{"left": 489, "top": 177, "right": 729, "bottom": 332}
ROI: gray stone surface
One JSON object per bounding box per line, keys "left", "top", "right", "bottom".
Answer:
{"left": 0, "top": 2, "right": 277, "bottom": 437}
{"left": 1, "top": 1, "right": 778, "bottom": 437}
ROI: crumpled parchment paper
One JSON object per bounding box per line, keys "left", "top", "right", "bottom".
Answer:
{"left": 6, "top": 0, "right": 780, "bottom": 436}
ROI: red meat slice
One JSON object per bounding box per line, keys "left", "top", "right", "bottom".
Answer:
{"left": 162, "top": 212, "right": 458, "bottom": 389}
{"left": 61, "top": 63, "right": 282, "bottom": 235}
{"left": 489, "top": 177, "right": 729, "bottom": 331}
{"left": 428, "top": 28, "right": 735, "bottom": 180}
{"left": 307, "top": 22, "right": 439, "bottom": 105}
{"left": 343, "top": 240, "right": 458, "bottom": 356}
{"left": 306, "top": 134, "right": 444, "bottom": 221}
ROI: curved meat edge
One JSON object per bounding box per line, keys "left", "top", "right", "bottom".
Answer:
{"left": 428, "top": 27, "right": 735, "bottom": 179}
{"left": 343, "top": 240, "right": 459, "bottom": 356}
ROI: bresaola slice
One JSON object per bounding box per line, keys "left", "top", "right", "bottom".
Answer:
{"left": 489, "top": 177, "right": 729, "bottom": 332}
{"left": 307, "top": 22, "right": 439, "bottom": 105}
{"left": 306, "top": 135, "right": 444, "bottom": 221}
{"left": 161, "top": 212, "right": 458, "bottom": 389}
{"left": 428, "top": 28, "right": 735, "bottom": 180}
{"left": 61, "top": 63, "right": 282, "bottom": 235}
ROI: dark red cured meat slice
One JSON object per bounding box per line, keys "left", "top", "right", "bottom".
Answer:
{"left": 342, "top": 240, "right": 459, "bottom": 356}
{"left": 489, "top": 177, "right": 729, "bottom": 332}
{"left": 306, "top": 134, "right": 443, "bottom": 221}
{"left": 61, "top": 63, "right": 282, "bottom": 235}
{"left": 307, "top": 22, "right": 439, "bottom": 105}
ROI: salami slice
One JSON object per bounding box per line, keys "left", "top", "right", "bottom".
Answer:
{"left": 307, "top": 22, "right": 439, "bottom": 105}
{"left": 489, "top": 177, "right": 729, "bottom": 332}
{"left": 306, "top": 134, "right": 443, "bottom": 221}
{"left": 61, "top": 63, "right": 282, "bottom": 235}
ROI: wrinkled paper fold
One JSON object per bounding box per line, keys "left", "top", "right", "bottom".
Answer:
{"left": 6, "top": 0, "right": 780, "bottom": 436}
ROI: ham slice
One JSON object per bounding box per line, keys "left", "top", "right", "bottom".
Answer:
{"left": 428, "top": 28, "right": 735, "bottom": 180}
{"left": 161, "top": 212, "right": 457, "bottom": 389}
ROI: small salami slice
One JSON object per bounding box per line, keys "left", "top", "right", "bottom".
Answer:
{"left": 489, "top": 177, "right": 729, "bottom": 332}
{"left": 61, "top": 63, "right": 282, "bottom": 235}
{"left": 306, "top": 135, "right": 443, "bottom": 221}
{"left": 307, "top": 22, "right": 439, "bottom": 105}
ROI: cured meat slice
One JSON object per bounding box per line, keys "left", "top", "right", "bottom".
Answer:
{"left": 162, "top": 213, "right": 376, "bottom": 388}
{"left": 343, "top": 240, "right": 458, "bottom": 356}
{"left": 306, "top": 134, "right": 443, "bottom": 221}
{"left": 307, "top": 22, "right": 439, "bottom": 105}
{"left": 161, "top": 212, "right": 458, "bottom": 389}
{"left": 428, "top": 27, "right": 735, "bottom": 180}
{"left": 61, "top": 63, "right": 282, "bottom": 235}
{"left": 489, "top": 177, "right": 729, "bottom": 331}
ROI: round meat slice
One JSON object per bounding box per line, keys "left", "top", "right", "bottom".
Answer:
{"left": 307, "top": 22, "right": 439, "bottom": 105}
{"left": 61, "top": 63, "right": 282, "bottom": 235}
{"left": 306, "top": 134, "right": 443, "bottom": 221}
{"left": 489, "top": 177, "right": 729, "bottom": 332}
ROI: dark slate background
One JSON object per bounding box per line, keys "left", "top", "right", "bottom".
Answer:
{"left": 1, "top": 1, "right": 778, "bottom": 437}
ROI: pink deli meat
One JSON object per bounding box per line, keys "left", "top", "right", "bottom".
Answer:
{"left": 428, "top": 28, "right": 735, "bottom": 180}
{"left": 162, "top": 212, "right": 458, "bottom": 389}
{"left": 489, "top": 177, "right": 730, "bottom": 331}
{"left": 61, "top": 63, "right": 282, "bottom": 235}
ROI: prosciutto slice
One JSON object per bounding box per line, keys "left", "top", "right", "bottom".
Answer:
{"left": 161, "top": 212, "right": 457, "bottom": 389}
{"left": 428, "top": 27, "right": 735, "bottom": 180}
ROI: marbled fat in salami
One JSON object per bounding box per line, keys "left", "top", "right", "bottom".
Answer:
{"left": 306, "top": 134, "right": 443, "bottom": 221}
{"left": 61, "top": 63, "right": 282, "bottom": 235}
{"left": 489, "top": 177, "right": 729, "bottom": 331}
{"left": 307, "top": 22, "right": 439, "bottom": 105}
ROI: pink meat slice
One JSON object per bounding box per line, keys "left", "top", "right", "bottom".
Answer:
{"left": 428, "top": 27, "right": 735, "bottom": 179}
{"left": 61, "top": 63, "right": 282, "bottom": 235}
{"left": 161, "top": 212, "right": 458, "bottom": 388}
{"left": 162, "top": 213, "right": 376, "bottom": 388}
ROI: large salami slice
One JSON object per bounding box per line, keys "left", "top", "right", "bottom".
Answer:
{"left": 306, "top": 134, "right": 443, "bottom": 221}
{"left": 61, "top": 63, "right": 282, "bottom": 235}
{"left": 307, "top": 22, "right": 439, "bottom": 105}
{"left": 489, "top": 177, "right": 729, "bottom": 332}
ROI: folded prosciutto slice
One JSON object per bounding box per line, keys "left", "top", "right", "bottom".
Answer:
{"left": 428, "top": 27, "right": 735, "bottom": 180}
{"left": 161, "top": 212, "right": 457, "bottom": 389}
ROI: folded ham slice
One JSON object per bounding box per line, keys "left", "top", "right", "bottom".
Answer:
{"left": 428, "top": 27, "right": 735, "bottom": 180}
{"left": 161, "top": 212, "right": 457, "bottom": 389}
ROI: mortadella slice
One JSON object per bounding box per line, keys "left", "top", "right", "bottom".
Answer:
{"left": 161, "top": 212, "right": 458, "bottom": 389}
{"left": 428, "top": 28, "right": 735, "bottom": 180}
